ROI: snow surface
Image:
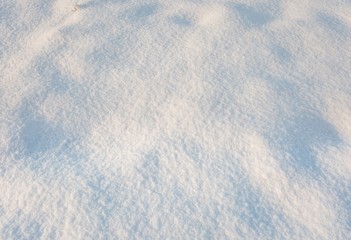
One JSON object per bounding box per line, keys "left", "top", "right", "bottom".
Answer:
{"left": 1, "top": 0, "right": 351, "bottom": 239}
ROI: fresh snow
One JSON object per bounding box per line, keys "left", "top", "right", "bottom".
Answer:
{"left": 1, "top": 0, "right": 351, "bottom": 239}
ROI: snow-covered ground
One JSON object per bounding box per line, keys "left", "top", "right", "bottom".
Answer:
{"left": 1, "top": 0, "right": 351, "bottom": 239}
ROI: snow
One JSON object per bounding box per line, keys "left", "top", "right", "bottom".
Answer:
{"left": 1, "top": 0, "right": 351, "bottom": 239}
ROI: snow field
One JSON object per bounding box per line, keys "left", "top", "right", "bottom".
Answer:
{"left": 1, "top": 0, "right": 351, "bottom": 239}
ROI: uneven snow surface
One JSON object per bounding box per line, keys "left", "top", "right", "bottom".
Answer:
{"left": 1, "top": 0, "right": 351, "bottom": 239}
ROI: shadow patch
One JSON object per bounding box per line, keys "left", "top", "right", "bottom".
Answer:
{"left": 317, "top": 12, "right": 350, "bottom": 38}
{"left": 17, "top": 104, "right": 64, "bottom": 158}
{"left": 170, "top": 15, "right": 193, "bottom": 27}
{"left": 271, "top": 44, "right": 292, "bottom": 62}
{"left": 280, "top": 113, "right": 341, "bottom": 176}
{"left": 125, "top": 3, "right": 160, "bottom": 22}
{"left": 227, "top": 3, "right": 274, "bottom": 28}
{"left": 2, "top": 212, "right": 42, "bottom": 240}
{"left": 78, "top": 0, "right": 127, "bottom": 9}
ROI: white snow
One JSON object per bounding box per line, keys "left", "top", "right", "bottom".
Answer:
{"left": 1, "top": 0, "right": 351, "bottom": 239}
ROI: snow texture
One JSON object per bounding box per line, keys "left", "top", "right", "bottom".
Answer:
{"left": 1, "top": 0, "right": 351, "bottom": 239}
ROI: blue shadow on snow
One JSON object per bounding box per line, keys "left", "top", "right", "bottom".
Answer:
{"left": 226, "top": 3, "right": 274, "bottom": 28}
